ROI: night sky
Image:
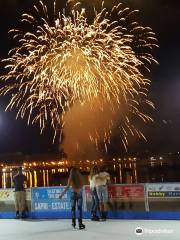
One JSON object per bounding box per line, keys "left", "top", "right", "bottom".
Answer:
{"left": 0, "top": 0, "right": 180, "bottom": 155}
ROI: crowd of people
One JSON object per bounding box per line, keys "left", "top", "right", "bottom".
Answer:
{"left": 13, "top": 166, "right": 110, "bottom": 230}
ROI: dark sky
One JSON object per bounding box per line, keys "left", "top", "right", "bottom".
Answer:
{"left": 0, "top": 0, "right": 180, "bottom": 155}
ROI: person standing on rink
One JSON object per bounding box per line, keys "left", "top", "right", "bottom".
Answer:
{"left": 89, "top": 166, "right": 100, "bottom": 221}
{"left": 13, "top": 167, "right": 27, "bottom": 219}
{"left": 59, "top": 167, "right": 85, "bottom": 229}
{"left": 94, "top": 167, "right": 110, "bottom": 221}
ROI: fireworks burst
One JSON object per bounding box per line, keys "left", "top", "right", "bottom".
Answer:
{"left": 0, "top": 1, "right": 158, "bottom": 150}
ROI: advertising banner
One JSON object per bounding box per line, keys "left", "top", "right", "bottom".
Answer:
{"left": 84, "top": 184, "right": 145, "bottom": 211}
{"left": 31, "top": 187, "right": 71, "bottom": 212}
{"left": 0, "top": 188, "right": 31, "bottom": 212}
{"left": 147, "top": 183, "right": 180, "bottom": 198}
{"left": 108, "top": 184, "right": 144, "bottom": 199}
{"left": 146, "top": 183, "right": 180, "bottom": 211}
{"left": 0, "top": 189, "right": 14, "bottom": 201}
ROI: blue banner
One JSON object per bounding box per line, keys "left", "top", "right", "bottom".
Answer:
{"left": 31, "top": 187, "right": 71, "bottom": 212}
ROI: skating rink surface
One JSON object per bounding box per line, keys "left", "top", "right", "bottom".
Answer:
{"left": 0, "top": 219, "right": 180, "bottom": 240}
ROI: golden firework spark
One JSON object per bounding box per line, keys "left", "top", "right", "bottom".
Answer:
{"left": 0, "top": 1, "right": 158, "bottom": 150}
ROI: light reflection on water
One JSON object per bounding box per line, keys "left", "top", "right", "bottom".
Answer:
{"left": 0, "top": 169, "right": 70, "bottom": 188}
{"left": 0, "top": 164, "right": 128, "bottom": 188}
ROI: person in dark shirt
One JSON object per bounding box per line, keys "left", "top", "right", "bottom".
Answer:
{"left": 13, "top": 167, "right": 27, "bottom": 219}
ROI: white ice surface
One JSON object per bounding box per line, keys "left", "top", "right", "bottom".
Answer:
{"left": 0, "top": 219, "right": 180, "bottom": 240}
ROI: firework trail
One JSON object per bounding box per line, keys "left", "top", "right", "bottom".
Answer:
{"left": 0, "top": 1, "right": 158, "bottom": 150}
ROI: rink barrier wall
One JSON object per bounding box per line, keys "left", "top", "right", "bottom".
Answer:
{"left": 1, "top": 183, "right": 180, "bottom": 219}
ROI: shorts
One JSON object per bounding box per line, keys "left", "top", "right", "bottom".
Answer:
{"left": 96, "top": 185, "right": 108, "bottom": 203}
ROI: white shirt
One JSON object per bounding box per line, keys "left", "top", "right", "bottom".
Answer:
{"left": 93, "top": 172, "right": 110, "bottom": 187}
